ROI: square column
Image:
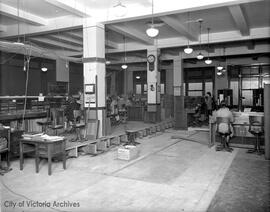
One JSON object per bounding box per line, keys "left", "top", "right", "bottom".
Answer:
{"left": 173, "top": 55, "right": 186, "bottom": 129}
{"left": 147, "top": 48, "right": 160, "bottom": 122}
{"left": 83, "top": 20, "right": 106, "bottom": 137}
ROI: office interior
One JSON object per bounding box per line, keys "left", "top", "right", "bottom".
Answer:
{"left": 0, "top": 0, "right": 269, "bottom": 212}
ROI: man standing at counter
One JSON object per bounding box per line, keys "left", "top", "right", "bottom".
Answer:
{"left": 212, "top": 101, "right": 234, "bottom": 152}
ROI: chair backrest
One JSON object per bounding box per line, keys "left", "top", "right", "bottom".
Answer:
{"left": 249, "top": 116, "right": 264, "bottom": 126}
{"left": 50, "top": 109, "right": 64, "bottom": 126}
{"left": 73, "top": 110, "right": 83, "bottom": 123}
{"left": 216, "top": 117, "right": 231, "bottom": 134}
{"left": 216, "top": 117, "right": 231, "bottom": 124}
{"left": 249, "top": 115, "right": 264, "bottom": 134}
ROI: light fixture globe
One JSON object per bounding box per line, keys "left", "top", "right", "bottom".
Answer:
{"left": 41, "top": 67, "right": 48, "bottom": 72}
{"left": 113, "top": 2, "right": 127, "bottom": 17}
{"left": 184, "top": 46, "right": 193, "bottom": 54}
{"left": 217, "top": 65, "right": 223, "bottom": 71}
{"left": 197, "top": 52, "right": 204, "bottom": 60}
{"left": 205, "top": 58, "right": 212, "bottom": 65}
{"left": 217, "top": 70, "right": 223, "bottom": 76}
{"left": 121, "top": 64, "right": 128, "bottom": 69}
{"left": 105, "top": 60, "right": 111, "bottom": 65}
{"left": 136, "top": 76, "right": 141, "bottom": 79}
{"left": 146, "top": 26, "right": 159, "bottom": 38}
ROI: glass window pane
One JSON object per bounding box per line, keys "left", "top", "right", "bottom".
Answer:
{"left": 242, "top": 78, "right": 259, "bottom": 89}
{"left": 263, "top": 77, "right": 270, "bottom": 87}
{"left": 188, "top": 82, "right": 202, "bottom": 90}
{"left": 144, "top": 84, "right": 147, "bottom": 94}
{"left": 136, "top": 84, "right": 141, "bottom": 94}
{"left": 160, "top": 84, "right": 165, "bottom": 94}
{"left": 188, "top": 91, "right": 202, "bottom": 96}
{"left": 242, "top": 90, "right": 253, "bottom": 106}
{"left": 230, "top": 80, "right": 239, "bottom": 105}
{"left": 205, "top": 82, "right": 213, "bottom": 95}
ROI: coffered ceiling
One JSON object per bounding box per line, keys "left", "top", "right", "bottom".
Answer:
{"left": 0, "top": 0, "right": 269, "bottom": 66}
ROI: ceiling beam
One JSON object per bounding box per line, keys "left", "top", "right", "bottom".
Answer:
{"left": 160, "top": 16, "right": 198, "bottom": 41}
{"left": 45, "top": 0, "right": 90, "bottom": 17}
{"left": 228, "top": 5, "right": 250, "bottom": 36}
{"left": 0, "top": 3, "right": 48, "bottom": 26}
{"left": 0, "top": 25, "right": 7, "bottom": 32}
{"left": 63, "top": 31, "right": 83, "bottom": 40}
{"left": 107, "top": 24, "right": 154, "bottom": 45}
{"left": 29, "top": 37, "right": 82, "bottom": 52}
{"left": 47, "top": 34, "right": 83, "bottom": 46}
{"left": 106, "top": 40, "right": 118, "bottom": 49}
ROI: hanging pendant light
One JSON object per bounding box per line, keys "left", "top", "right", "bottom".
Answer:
{"left": 105, "top": 29, "right": 111, "bottom": 65}
{"left": 121, "top": 36, "right": 128, "bottom": 70}
{"left": 217, "top": 70, "right": 223, "bottom": 76}
{"left": 113, "top": 1, "right": 127, "bottom": 17}
{"left": 222, "top": 47, "right": 227, "bottom": 73}
{"left": 216, "top": 48, "right": 223, "bottom": 70}
{"left": 197, "top": 19, "right": 204, "bottom": 60}
{"left": 205, "top": 28, "right": 212, "bottom": 65}
{"left": 184, "top": 12, "right": 193, "bottom": 54}
{"left": 146, "top": 0, "right": 159, "bottom": 38}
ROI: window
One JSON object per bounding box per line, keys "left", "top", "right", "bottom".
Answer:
{"left": 184, "top": 67, "right": 215, "bottom": 97}
{"left": 228, "top": 65, "right": 270, "bottom": 107}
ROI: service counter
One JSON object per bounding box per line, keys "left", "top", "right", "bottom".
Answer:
{"left": 209, "top": 111, "right": 264, "bottom": 146}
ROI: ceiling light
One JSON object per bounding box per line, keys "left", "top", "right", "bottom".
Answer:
{"left": 136, "top": 76, "right": 140, "bottom": 79}
{"left": 184, "top": 46, "right": 193, "bottom": 54}
{"left": 197, "top": 52, "right": 204, "bottom": 60}
{"left": 146, "top": 26, "right": 159, "bottom": 38}
{"left": 121, "top": 64, "right": 128, "bottom": 69}
{"left": 205, "top": 28, "right": 212, "bottom": 65}
{"left": 113, "top": 1, "right": 127, "bottom": 17}
{"left": 41, "top": 67, "right": 48, "bottom": 72}
{"left": 122, "top": 35, "right": 128, "bottom": 70}
{"left": 146, "top": 0, "right": 159, "bottom": 38}
{"left": 184, "top": 12, "right": 193, "bottom": 55}
{"left": 205, "top": 58, "right": 212, "bottom": 65}
{"left": 105, "top": 60, "right": 111, "bottom": 65}
{"left": 217, "top": 65, "right": 223, "bottom": 70}
{"left": 197, "top": 19, "right": 204, "bottom": 60}
{"left": 217, "top": 70, "right": 223, "bottom": 76}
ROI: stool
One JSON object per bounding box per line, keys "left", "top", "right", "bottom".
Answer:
{"left": 247, "top": 116, "right": 264, "bottom": 155}
{"left": 216, "top": 117, "right": 233, "bottom": 152}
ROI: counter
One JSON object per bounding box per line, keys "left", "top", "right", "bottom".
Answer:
{"left": 210, "top": 111, "right": 264, "bottom": 146}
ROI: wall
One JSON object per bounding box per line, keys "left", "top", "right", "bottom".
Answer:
{"left": 0, "top": 52, "right": 56, "bottom": 96}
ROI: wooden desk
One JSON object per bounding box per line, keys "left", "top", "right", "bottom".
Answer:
{"left": 20, "top": 137, "right": 66, "bottom": 175}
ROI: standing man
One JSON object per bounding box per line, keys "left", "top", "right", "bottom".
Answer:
{"left": 205, "top": 92, "right": 213, "bottom": 118}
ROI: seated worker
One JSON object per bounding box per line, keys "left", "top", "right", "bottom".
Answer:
{"left": 212, "top": 100, "right": 234, "bottom": 151}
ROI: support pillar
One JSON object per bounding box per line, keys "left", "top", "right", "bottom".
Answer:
{"left": 173, "top": 55, "right": 186, "bottom": 129}
{"left": 83, "top": 20, "right": 106, "bottom": 137}
{"left": 264, "top": 84, "right": 270, "bottom": 160}
{"left": 147, "top": 48, "right": 160, "bottom": 123}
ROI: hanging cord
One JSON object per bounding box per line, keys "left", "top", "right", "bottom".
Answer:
{"left": 22, "top": 54, "right": 31, "bottom": 131}
{"left": 207, "top": 27, "right": 210, "bottom": 57}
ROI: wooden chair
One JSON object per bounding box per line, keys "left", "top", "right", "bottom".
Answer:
{"left": 37, "top": 108, "right": 51, "bottom": 133}
{"left": 0, "top": 127, "right": 12, "bottom": 175}
{"left": 247, "top": 116, "right": 264, "bottom": 155}
{"left": 48, "top": 109, "right": 64, "bottom": 135}
{"left": 216, "top": 117, "right": 233, "bottom": 152}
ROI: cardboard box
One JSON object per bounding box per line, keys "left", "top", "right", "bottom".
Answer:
{"left": 117, "top": 145, "right": 139, "bottom": 160}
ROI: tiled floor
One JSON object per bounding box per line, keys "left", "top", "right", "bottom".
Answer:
{"left": 0, "top": 124, "right": 268, "bottom": 212}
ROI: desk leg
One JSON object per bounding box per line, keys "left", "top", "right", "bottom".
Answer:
{"left": 19, "top": 142, "right": 23, "bottom": 171}
{"left": 48, "top": 144, "right": 52, "bottom": 176}
{"left": 62, "top": 142, "right": 66, "bottom": 170}
{"left": 35, "top": 145, "right": 39, "bottom": 173}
